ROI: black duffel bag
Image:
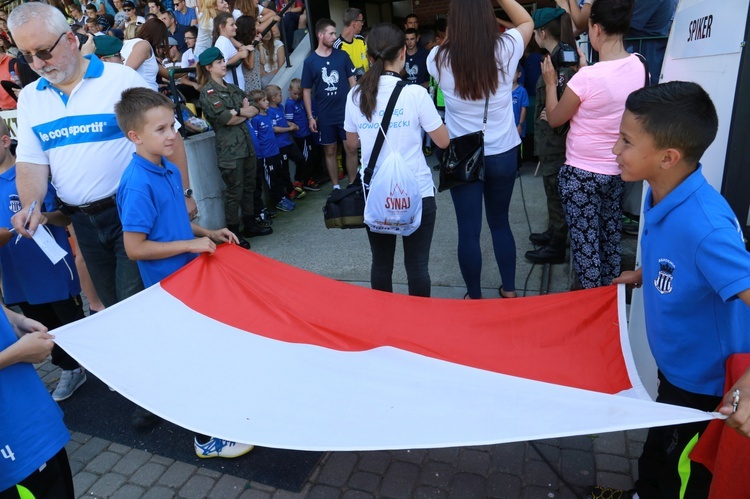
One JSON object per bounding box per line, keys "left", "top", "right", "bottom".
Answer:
{"left": 323, "top": 182, "right": 367, "bottom": 229}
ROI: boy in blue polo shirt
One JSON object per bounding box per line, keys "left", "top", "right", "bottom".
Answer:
{"left": 0, "top": 120, "right": 87, "bottom": 403}
{"left": 604, "top": 82, "right": 750, "bottom": 498}
{"left": 285, "top": 78, "right": 321, "bottom": 191}
{"left": 115, "top": 88, "right": 238, "bottom": 288}
{"left": 115, "top": 88, "right": 253, "bottom": 459}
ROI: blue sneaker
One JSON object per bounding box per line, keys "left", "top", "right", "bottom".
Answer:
{"left": 194, "top": 437, "right": 254, "bottom": 458}
{"left": 276, "top": 197, "right": 296, "bottom": 212}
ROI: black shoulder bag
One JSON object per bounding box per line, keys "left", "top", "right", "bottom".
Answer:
{"left": 437, "top": 96, "right": 489, "bottom": 192}
{"left": 323, "top": 81, "right": 407, "bottom": 229}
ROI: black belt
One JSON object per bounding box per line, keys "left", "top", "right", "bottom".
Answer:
{"left": 63, "top": 196, "right": 116, "bottom": 215}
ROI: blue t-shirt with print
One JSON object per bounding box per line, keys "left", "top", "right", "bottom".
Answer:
{"left": 267, "top": 105, "right": 294, "bottom": 148}
{"left": 405, "top": 47, "right": 428, "bottom": 86}
{"left": 301, "top": 50, "right": 355, "bottom": 126}
{"left": 251, "top": 113, "right": 281, "bottom": 159}
{"left": 285, "top": 97, "right": 311, "bottom": 138}
{"left": 512, "top": 85, "right": 529, "bottom": 138}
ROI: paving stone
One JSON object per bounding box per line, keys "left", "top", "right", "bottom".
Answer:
{"left": 419, "top": 461, "right": 456, "bottom": 489}
{"left": 178, "top": 475, "right": 216, "bottom": 499}
{"left": 486, "top": 472, "right": 522, "bottom": 499}
{"left": 108, "top": 443, "right": 132, "bottom": 455}
{"left": 592, "top": 432, "right": 627, "bottom": 455}
{"left": 111, "top": 484, "right": 145, "bottom": 499}
{"left": 426, "top": 447, "right": 459, "bottom": 465}
{"left": 392, "top": 449, "right": 427, "bottom": 464}
{"left": 523, "top": 459, "right": 559, "bottom": 488}
{"left": 84, "top": 451, "right": 121, "bottom": 474}
{"left": 556, "top": 487, "right": 584, "bottom": 499}
{"left": 237, "top": 489, "right": 272, "bottom": 499}
{"left": 449, "top": 473, "right": 486, "bottom": 498}
{"left": 158, "top": 462, "right": 197, "bottom": 488}
{"left": 150, "top": 455, "right": 176, "bottom": 466}
{"left": 130, "top": 462, "right": 167, "bottom": 487}
{"left": 381, "top": 461, "right": 420, "bottom": 499}
{"left": 348, "top": 471, "right": 381, "bottom": 492}
{"left": 112, "top": 448, "right": 153, "bottom": 475}
{"left": 630, "top": 459, "right": 639, "bottom": 481}
{"left": 197, "top": 467, "right": 223, "bottom": 479}
{"left": 247, "top": 481, "right": 276, "bottom": 493}
{"left": 596, "top": 471, "right": 635, "bottom": 492}
{"left": 142, "top": 486, "right": 176, "bottom": 499}
{"left": 560, "top": 449, "right": 595, "bottom": 488}
{"left": 559, "top": 435, "right": 594, "bottom": 451}
{"left": 69, "top": 458, "right": 85, "bottom": 476}
{"left": 305, "top": 485, "right": 341, "bottom": 498}
{"left": 627, "top": 440, "right": 645, "bottom": 460}
{"left": 522, "top": 485, "right": 559, "bottom": 499}
{"left": 535, "top": 438, "right": 560, "bottom": 447}
{"left": 596, "top": 454, "right": 631, "bottom": 474}
{"left": 70, "top": 436, "right": 110, "bottom": 462}
{"left": 413, "top": 486, "right": 447, "bottom": 498}
{"left": 72, "top": 471, "right": 98, "bottom": 496}
{"left": 65, "top": 440, "right": 81, "bottom": 455}
{"left": 87, "top": 472, "right": 127, "bottom": 497}
{"left": 357, "top": 451, "right": 392, "bottom": 475}
{"left": 341, "top": 491, "right": 374, "bottom": 499}
{"left": 317, "top": 452, "right": 358, "bottom": 487}
{"left": 271, "top": 490, "right": 306, "bottom": 498}
{"left": 70, "top": 432, "right": 92, "bottom": 444}
{"left": 457, "top": 449, "right": 490, "bottom": 475}
{"left": 489, "top": 442, "right": 525, "bottom": 475}
{"left": 208, "top": 474, "right": 248, "bottom": 499}
{"left": 626, "top": 429, "right": 648, "bottom": 443}
{"left": 528, "top": 443, "right": 560, "bottom": 463}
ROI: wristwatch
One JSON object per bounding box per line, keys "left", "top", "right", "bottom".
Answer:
{"left": 184, "top": 188, "right": 193, "bottom": 198}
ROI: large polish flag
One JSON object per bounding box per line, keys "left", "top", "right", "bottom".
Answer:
{"left": 53, "top": 245, "right": 714, "bottom": 451}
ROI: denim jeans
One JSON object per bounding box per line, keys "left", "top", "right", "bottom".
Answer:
{"left": 450, "top": 147, "right": 518, "bottom": 298}
{"left": 366, "top": 196, "right": 437, "bottom": 297}
{"left": 69, "top": 205, "right": 143, "bottom": 307}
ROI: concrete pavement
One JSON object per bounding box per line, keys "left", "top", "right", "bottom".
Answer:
{"left": 36, "top": 160, "right": 644, "bottom": 498}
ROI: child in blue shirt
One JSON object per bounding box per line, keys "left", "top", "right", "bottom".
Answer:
{"left": 607, "top": 82, "right": 750, "bottom": 498}
{"left": 512, "top": 64, "right": 530, "bottom": 140}
{"left": 285, "top": 78, "right": 321, "bottom": 191}
{"left": 265, "top": 84, "right": 307, "bottom": 201}
{"left": 115, "top": 87, "right": 252, "bottom": 460}
{"left": 0, "top": 120, "right": 87, "bottom": 403}
{"left": 249, "top": 89, "right": 295, "bottom": 212}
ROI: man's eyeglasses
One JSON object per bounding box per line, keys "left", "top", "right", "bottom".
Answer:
{"left": 19, "top": 32, "right": 66, "bottom": 64}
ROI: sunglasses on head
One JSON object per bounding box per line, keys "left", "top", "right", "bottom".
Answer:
{"left": 19, "top": 32, "right": 66, "bottom": 64}
{"left": 124, "top": 7, "right": 133, "bottom": 11}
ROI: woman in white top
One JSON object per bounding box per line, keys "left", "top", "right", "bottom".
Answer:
{"left": 259, "top": 25, "right": 284, "bottom": 87}
{"left": 232, "top": 0, "right": 277, "bottom": 34}
{"left": 195, "top": 0, "right": 229, "bottom": 56}
{"left": 543, "top": 0, "right": 646, "bottom": 289}
{"left": 344, "top": 23, "right": 449, "bottom": 297}
{"left": 426, "top": 0, "right": 533, "bottom": 299}
{"left": 121, "top": 18, "right": 170, "bottom": 91}
{"left": 212, "top": 12, "right": 248, "bottom": 90}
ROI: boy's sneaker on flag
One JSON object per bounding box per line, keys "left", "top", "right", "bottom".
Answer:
{"left": 194, "top": 437, "right": 254, "bottom": 459}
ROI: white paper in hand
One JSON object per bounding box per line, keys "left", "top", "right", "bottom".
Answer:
{"left": 32, "top": 226, "right": 68, "bottom": 264}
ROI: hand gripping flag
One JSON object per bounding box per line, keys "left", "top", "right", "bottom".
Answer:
{"left": 53, "top": 244, "right": 713, "bottom": 451}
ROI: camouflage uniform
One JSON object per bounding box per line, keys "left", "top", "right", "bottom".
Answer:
{"left": 533, "top": 53, "right": 576, "bottom": 244}
{"left": 200, "top": 79, "right": 257, "bottom": 227}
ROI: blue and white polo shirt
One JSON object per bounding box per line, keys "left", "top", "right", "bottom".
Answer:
{"left": 15, "top": 55, "right": 150, "bottom": 206}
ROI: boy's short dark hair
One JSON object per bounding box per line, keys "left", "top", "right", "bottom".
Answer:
{"left": 86, "top": 3, "right": 97, "bottom": 12}
{"left": 404, "top": 28, "right": 418, "bottom": 37}
{"left": 115, "top": 87, "right": 174, "bottom": 136}
{"left": 315, "top": 18, "right": 335, "bottom": 35}
{"left": 625, "top": 81, "right": 718, "bottom": 165}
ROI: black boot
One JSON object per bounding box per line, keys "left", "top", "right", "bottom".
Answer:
{"left": 529, "top": 227, "right": 553, "bottom": 246}
{"left": 525, "top": 239, "right": 566, "bottom": 264}
{"left": 242, "top": 217, "right": 272, "bottom": 237}
{"left": 228, "top": 225, "right": 251, "bottom": 250}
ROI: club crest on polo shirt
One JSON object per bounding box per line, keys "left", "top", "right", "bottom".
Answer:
{"left": 7, "top": 194, "right": 20, "bottom": 213}
{"left": 654, "top": 258, "right": 675, "bottom": 295}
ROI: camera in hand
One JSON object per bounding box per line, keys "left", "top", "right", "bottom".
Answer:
{"left": 551, "top": 41, "right": 579, "bottom": 69}
{"left": 75, "top": 32, "right": 89, "bottom": 49}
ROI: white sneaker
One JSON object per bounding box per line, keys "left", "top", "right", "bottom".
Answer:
{"left": 52, "top": 368, "right": 87, "bottom": 402}
{"left": 194, "top": 437, "right": 254, "bottom": 459}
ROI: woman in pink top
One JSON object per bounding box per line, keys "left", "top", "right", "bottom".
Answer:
{"left": 543, "top": 0, "right": 646, "bottom": 289}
